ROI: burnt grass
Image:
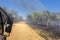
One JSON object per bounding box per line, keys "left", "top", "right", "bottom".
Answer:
{"left": 27, "top": 23, "right": 60, "bottom": 40}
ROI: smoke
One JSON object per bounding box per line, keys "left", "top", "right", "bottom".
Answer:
{"left": 0, "top": 0, "right": 47, "bottom": 19}
{"left": 7, "top": 0, "right": 47, "bottom": 12}
{"left": 18, "top": 0, "right": 47, "bottom": 12}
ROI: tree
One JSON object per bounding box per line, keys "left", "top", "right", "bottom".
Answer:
{"left": 26, "top": 10, "right": 58, "bottom": 28}
{"left": 1, "top": 6, "right": 23, "bottom": 22}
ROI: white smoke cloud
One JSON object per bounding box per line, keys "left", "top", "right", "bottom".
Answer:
{"left": 8, "top": 0, "right": 47, "bottom": 12}
{"left": 18, "top": 0, "right": 47, "bottom": 12}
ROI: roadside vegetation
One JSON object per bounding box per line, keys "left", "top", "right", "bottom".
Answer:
{"left": 26, "top": 10, "right": 60, "bottom": 40}
{"left": 1, "top": 7, "right": 23, "bottom": 23}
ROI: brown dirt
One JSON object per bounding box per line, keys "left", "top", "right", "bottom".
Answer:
{"left": 6, "top": 21, "right": 45, "bottom": 40}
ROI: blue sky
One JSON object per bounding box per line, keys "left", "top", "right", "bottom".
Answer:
{"left": 0, "top": 0, "right": 60, "bottom": 18}
{"left": 40, "top": 0, "right": 60, "bottom": 12}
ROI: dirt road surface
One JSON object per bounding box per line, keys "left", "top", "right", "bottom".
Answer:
{"left": 7, "top": 22, "right": 45, "bottom": 40}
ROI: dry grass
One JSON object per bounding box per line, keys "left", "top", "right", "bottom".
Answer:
{"left": 30, "top": 25, "right": 60, "bottom": 40}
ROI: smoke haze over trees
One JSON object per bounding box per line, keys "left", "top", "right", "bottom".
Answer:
{"left": 1, "top": 6, "right": 23, "bottom": 22}
{"left": 26, "top": 10, "right": 60, "bottom": 32}
{"left": 26, "top": 10, "right": 60, "bottom": 40}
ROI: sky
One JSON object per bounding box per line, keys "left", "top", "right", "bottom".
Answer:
{"left": 0, "top": 0, "right": 60, "bottom": 18}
